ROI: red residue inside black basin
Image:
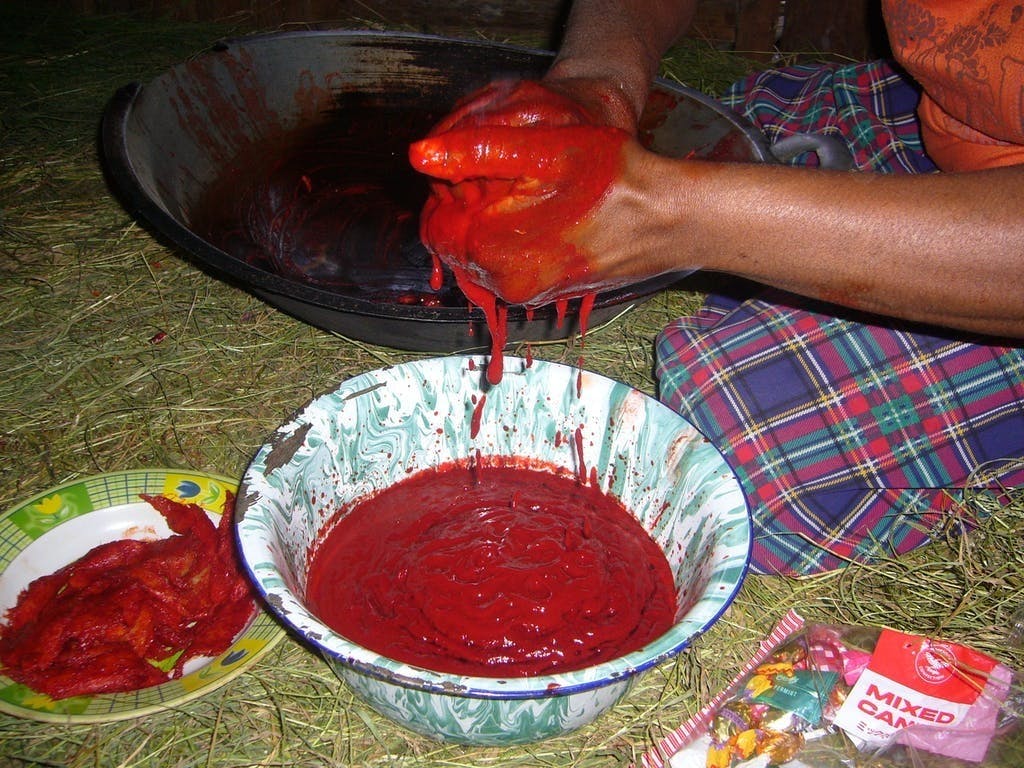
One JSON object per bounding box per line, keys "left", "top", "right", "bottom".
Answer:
{"left": 104, "top": 32, "right": 771, "bottom": 352}
{"left": 191, "top": 102, "right": 467, "bottom": 308}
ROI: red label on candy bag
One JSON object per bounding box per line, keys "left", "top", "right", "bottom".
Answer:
{"left": 832, "top": 629, "right": 1006, "bottom": 762}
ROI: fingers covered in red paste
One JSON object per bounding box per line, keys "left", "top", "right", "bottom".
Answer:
{"left": 409, "top": 80, "right": 630, "bottom": 307}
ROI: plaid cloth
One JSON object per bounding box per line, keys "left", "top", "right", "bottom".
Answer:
{"left": 655, "top": 62, "right": 1024, "bottom": 576}
{"left": 656, "top": 293, "right": 1024, "bottom": 576}
{"left": 721, "top": 60, "right": 938, "bottom": 173}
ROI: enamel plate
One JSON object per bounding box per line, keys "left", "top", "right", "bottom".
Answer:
{"left": 0, "top": 469, "right": 284, "bottom": 723}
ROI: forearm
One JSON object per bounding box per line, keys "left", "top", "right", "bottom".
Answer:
{"left": 545, "top": 0, "right": 697, "bottom": 126}
{"left": 608, "top": 154, "right": 1024, "bottom": 337}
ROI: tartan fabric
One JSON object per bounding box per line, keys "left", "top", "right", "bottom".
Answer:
{"left": 655, "top": 292, "right": 1024, "bottom": 576}
{"left": 720, "top": 60, "right": 938, "bottom": 173}
{"left": 653, "top": 59, "right": 1024, "bottom": 576}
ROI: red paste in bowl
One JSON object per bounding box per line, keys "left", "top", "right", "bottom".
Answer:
{"left": 305, "top": 460, "right": 676, "bottom": 677}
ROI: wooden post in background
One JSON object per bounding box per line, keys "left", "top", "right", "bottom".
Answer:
{"left": 778, "top": 0, "right": 889, "bottom": 60}
{"left": 734, "top": 0, "right": 784, "bottom": 59}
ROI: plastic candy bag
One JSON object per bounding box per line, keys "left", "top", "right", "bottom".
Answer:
{"left": 641, "top": 610, "right": 1024, "bottom": 768}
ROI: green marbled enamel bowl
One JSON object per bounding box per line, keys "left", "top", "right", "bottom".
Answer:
{"left": 236, "top": 355, "right": 750, "bottom": 745}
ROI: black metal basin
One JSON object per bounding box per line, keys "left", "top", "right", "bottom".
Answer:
{"left": 101, "top": 30, "right": 772, "bottom": 352}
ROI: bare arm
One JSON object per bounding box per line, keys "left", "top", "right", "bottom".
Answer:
{"left": 580, "top": 148, "right": 1024, "bottom": 338}
{"left": 414, "top": 0, "right": 1024, "bottom": 340}
{"left": 544, "top": 0, "right": 1023, "bottom": 338}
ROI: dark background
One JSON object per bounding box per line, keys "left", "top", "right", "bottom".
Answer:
{"left": 54, "top": 0, "right": 890, "bottom": 60}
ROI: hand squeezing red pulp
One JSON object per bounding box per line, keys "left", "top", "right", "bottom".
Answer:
{"left": 409, "top": 81, "right": 629, "bottom": 383}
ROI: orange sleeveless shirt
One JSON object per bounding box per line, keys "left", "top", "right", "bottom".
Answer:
{"left": 882, "top": 0, "right": 1024, "bottom": 171}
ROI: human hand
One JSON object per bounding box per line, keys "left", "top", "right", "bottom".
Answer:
{"left": 540, "top": 73, "right": 642, "bottom": 135}
{"left": 408, "top": 80, "right": 632, "bottom": 307}
{"left": 539, "top": 55, "right": 652, "bottom": 135}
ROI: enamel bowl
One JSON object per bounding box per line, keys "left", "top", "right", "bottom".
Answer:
{"left": 236, "top": 356, "right": 750, "bottom": 745}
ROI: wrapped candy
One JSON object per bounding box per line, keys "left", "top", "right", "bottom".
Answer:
{"left": 641, "top": 611, "right": 1023, "bottom": 768}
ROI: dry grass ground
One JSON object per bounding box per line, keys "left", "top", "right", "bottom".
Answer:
{"left": 0, "top": 5, "right": 1021, "bottom": 766}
